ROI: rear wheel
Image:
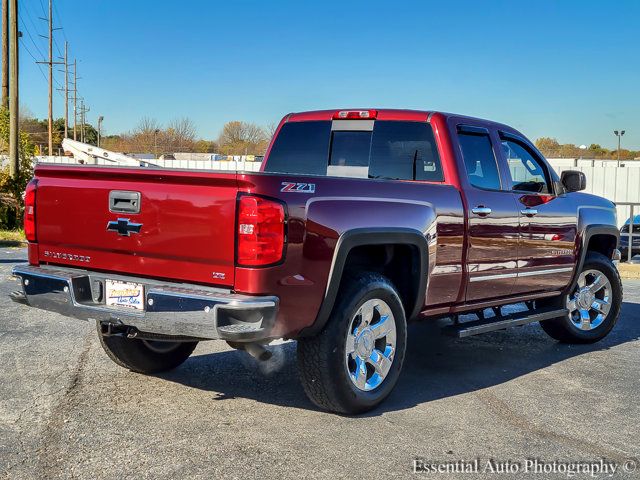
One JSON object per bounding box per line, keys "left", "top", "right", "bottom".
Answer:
{"left": 97, "top": 323, "right": 198, "bottom": 374}
{"left": 539, "top": 252, "right": 622, "bottom": 344}
{"left": 297, "top": 272, "right": 407, "bottom": 414}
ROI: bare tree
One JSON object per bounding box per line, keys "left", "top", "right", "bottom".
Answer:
{"left": 164, "top": 117, "right": 197, "bottom": 151}
{"left": 129, "top": 117, "right": 161, "bottom": 152}
{"left": 93, "top": 117, "right": 272, "bottom": 156}
{"left": 218, "top": 121, "right": 268, "bottom": 155}
{"left": 265, "top": 121, "right": 278, "bottom": 139}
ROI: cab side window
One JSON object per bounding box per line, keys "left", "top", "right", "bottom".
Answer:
{"left": 458, "top": 129, "right": 501, "bottom": 190}
{"left": 502, "top": 140, "right": 551, "bottom": 194}
{"left": 369, "top": 121, "right": 443, "bottom": 181}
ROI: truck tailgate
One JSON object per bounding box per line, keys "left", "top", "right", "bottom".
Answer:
{"left": 34, "top": 165, "right": 239, "bottom": 287}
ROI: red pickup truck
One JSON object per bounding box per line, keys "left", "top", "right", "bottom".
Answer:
{"left": 12, "top": 109, "right": 622, "bottom": 414}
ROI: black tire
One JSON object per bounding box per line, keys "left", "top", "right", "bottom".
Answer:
{"left": 297, "top": 272, "right": 407, "bottom": 414}
{"left": 97, "top": 323, "right": 198, "bottom": 374}
{"left": 539, "top": 252, "right": 622, "bottom": 344}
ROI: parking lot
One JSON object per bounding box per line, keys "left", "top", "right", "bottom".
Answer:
{"left": 0, "top": 246, "right": 638, "bottom": 479}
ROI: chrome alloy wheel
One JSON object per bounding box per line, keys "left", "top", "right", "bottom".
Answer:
{"left": 567, "top": 269, "right": 612, "bottom": 331}
{"left": 345, "top": 299, "right": 397, "bottom": 392}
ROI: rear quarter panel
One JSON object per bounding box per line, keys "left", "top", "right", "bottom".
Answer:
{"left": 235, "top": 173, "right": 464, "bottom": 337}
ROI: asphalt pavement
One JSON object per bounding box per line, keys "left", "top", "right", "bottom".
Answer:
{"left": 0, "top": 247, "right": 638, "bottom": 479}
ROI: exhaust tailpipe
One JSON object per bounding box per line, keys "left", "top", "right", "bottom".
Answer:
{"left": 243, "top": 342, "right": 273, "bottom": 362}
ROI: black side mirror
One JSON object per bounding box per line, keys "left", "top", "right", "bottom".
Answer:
{"left": 561, "top": 170, "right": 586, "bottom": 193}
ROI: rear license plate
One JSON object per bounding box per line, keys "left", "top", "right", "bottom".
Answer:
{"left": 105, "top": 280, "right": 145, "bottom": 311}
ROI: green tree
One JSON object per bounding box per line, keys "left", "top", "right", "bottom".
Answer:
{"left": 0, "top": 108, "right": 35, "bottom": 229}
{"left": 84, "top": 123, "right": 98, "bottom": 145}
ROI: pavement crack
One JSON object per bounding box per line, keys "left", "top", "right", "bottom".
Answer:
{"left": 36, "top": 329, "right": 93, "bottom": 478}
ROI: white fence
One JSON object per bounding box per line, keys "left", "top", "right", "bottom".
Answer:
{"left": 33, "top": 156, "right": 262, "bottom": 172}
{"left": 547, "top": 159, "right": 640, "bottom": 227}
{"left": 145, "top": 158, "right": 261, "bottom": 171}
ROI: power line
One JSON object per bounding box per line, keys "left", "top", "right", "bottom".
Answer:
{"left": 20, "top": 2, "right": 47, "bottom": 53}
{"left": 24, "top": 39, "right": 64, "bottom": 100}
{"left": 38, "top": 0, "right": 47, "bottom": 17}
{"left": 20, "top": 41, "right": 49, "bottom": 84}
{"left": 21, "top": 2, "right": 42, "bottom": 29}
{"left": 25, "top": 0, "right": 87, "bottom": 141}
{"left": 52, "top": 0, "right": 67, "bottom": 43}
{"left": 18, "top": 17, "right": 45, "bottom": 59}
{"left": 53, "top": 35, "right": 62, "bottom": 57}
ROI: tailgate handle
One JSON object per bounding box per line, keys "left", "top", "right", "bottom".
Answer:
{"left": 109, "top": 191, "right": 141, "bottom": 214}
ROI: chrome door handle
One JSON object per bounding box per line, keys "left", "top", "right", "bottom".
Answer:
{"left": 471, "top": 206, "right": 492, "bottom": 216}
{"left": 521, "top": 208, "right": 538, "bottom": 217}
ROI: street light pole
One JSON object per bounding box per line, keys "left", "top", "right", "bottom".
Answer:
{"left": 614, "top": 130, "right": 626, "bottom": 161}
{"left": 154, "top": 128, "right": 159, "bottom": 157}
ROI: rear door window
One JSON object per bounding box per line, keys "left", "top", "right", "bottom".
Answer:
{"left": 264, "top": 121, "right": 331, "bottom": 175}
{"left": 369, "top": 121, "right": 443, "bottom": 181}
{"left": 458, "top": 130, "right": 501, "bottom": 190}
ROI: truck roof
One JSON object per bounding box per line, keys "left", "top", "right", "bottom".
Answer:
{"left": 287, "top": 109, "right": 433, "bottom": 122}
{"left": 286, "top": 109, "right": 517, "bottom": 134}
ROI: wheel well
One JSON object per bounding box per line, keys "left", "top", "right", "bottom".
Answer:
{"left": 587, "top": 234, "right": 617, "bottom": 258}
{"left": 341, "top": 243, "right": 421, "bottom": 318}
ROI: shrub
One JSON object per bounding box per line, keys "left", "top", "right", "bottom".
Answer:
{"left": 0, "top": 108, "right": 35, "bottom": 229}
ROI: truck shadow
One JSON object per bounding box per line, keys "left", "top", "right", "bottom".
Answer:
{"left": 160, "top": 300, "right": 640, "bottom": 416}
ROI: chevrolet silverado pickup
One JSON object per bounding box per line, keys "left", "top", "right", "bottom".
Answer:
{"left": 11, "top": 109, "right": 622, "bottom": 414}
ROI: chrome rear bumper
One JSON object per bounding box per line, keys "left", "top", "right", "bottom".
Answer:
{"left": 11, "top": 264, "right": 278, "bottom": 342}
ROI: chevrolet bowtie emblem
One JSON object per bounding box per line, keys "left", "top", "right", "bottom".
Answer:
{"left": 106, "top": 218, "right": 142, "bottom": 236}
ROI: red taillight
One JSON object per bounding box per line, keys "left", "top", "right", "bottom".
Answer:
{"left": 332, "top": 110, "right": 378, "bottom": 120}
{"left": 237, "top": 195, "right": 285, "bottom": 267}
{"left": 24, "top": 180, "right": 37, "bottom": 242}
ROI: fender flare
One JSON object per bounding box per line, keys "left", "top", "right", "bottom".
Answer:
{"left": 566, "top": 224, "right": 620, "bottom": 293}
{"left": 299, "top": 227, "right": 430, "bottom": 337}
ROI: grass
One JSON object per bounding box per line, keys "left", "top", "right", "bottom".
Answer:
{"left": 0, "top": 229, "right": 26, "bottom": 246}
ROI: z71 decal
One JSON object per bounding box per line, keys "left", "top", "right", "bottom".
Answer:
{"left": 281, "top": 182, "right": 316, "bottom": 193}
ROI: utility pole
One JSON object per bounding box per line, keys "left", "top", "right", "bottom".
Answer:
{"left": 73, "top": 59, "right": 77, "bottom": 140}
{"left": 8, "top": 0, "right": 18, "bottom": 177}
{"left": 62, "top": 41, "right": 68, "bottom": 137}
{"left": 36, "top": 0, "right": 62, "bottom": 155}
{"left": 80, "top": 99, "right": 83, "bottom": 142}
{"left": 1, "top": 0, "right": 8, "bottom": 109}
{"left": 56, "top": 41, "right": 69, "bottom": 138}
{"left": 79, "top": 100, "right": 89, "bottom": 143}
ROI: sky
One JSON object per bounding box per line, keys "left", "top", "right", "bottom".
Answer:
{"left": 15, "top": 0, "right": 640, "bottom": 150}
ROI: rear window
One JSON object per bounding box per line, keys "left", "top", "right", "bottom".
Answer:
{"left": 264, "top": 119, "right": 443, "bottom": 182}
{"left": 369, "top": 121, "right": 443, "bottom": 181}
{"left": 264, "top": 121, "right": 331, "bottom": 175}
{"left": 329, "top": 131, "right": 371, "bottom": 167}
{"left": 327, "top": 130, "right": 372, "bottom": 178}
